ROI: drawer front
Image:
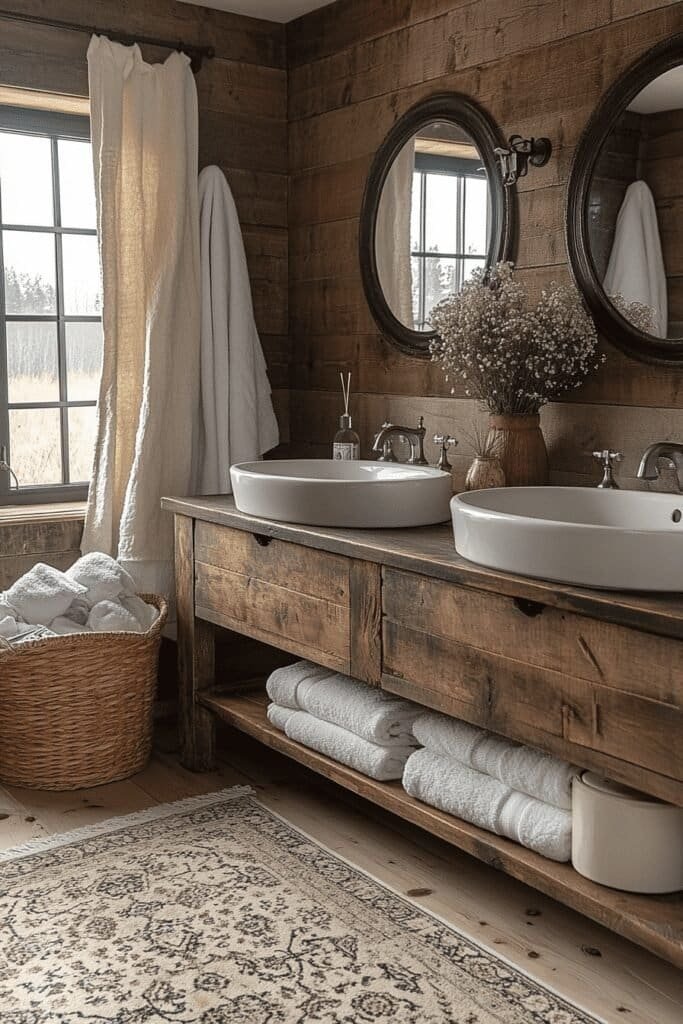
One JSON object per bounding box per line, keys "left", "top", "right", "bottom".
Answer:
{"left": 195, "top": 522, "right": 352, "bottom": 672}
{"left": 382, "top": 568, "right": 683, "bottom": 797}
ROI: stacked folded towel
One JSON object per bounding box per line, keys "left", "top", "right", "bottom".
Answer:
{"left": 0, "top": 554, "right": 158, "bottom": 641}
{"left": 267, "top": 660, "right": 420, "bottom": 781}
{"left": 403, "top": 713, "right": 576, "bottom": 862}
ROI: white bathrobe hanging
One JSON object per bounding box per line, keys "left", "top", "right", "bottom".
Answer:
{"left": 196, "top": 166, "right": 279, "bottom": 495}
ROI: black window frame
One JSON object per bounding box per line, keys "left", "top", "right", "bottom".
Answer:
{"left": 0, "top": 104, "right": 99, "bottom": 506}
{"left": 411, "top": 151, "right": 489, "bottom": 332}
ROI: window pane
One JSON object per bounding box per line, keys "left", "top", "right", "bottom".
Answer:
{"left": 58, "top": 139, "right": 96, "bottom": 229}
{"left": 424, "top": 257, "right": 456, "bottom": 325}
{"left": 0, "top": 132, "right": 53, "bottom": 227}
{"left": 65, "top": 322, "right": 103, "bottom": 401}
{"left": 464, "top": 177, "right": 489, "bottom": 255}
{"left": 3, "top": 230, "right": 56, "bottom": 313}
{"left": 68, "top": 405, "right": 97, "bottom": 483}
{"left": 9, "top": 408, "right": 61, "bottom": 486}
{"left": 425, "top": 174, "right": 459, "bottom": 254}
{"left": 62, "top": 234, "right": 101, "bottom": 315}
{"left": 464, "top": 258, "right": 486, "bottom": 282}
{"left": 6, "top": 322, "right": 59, "bottom": 404}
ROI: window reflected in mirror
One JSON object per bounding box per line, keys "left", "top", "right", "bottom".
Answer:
{"left": 375, "top": 121, "right": 491, "bottom": 332}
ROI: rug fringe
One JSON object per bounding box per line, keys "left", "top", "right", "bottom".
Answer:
{"left": 0, "top": 785, "right": 253, "bottom": 863}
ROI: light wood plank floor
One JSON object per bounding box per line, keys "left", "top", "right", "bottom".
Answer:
{"left": 1, "top": 730, "right": 681, "bottom": 1024}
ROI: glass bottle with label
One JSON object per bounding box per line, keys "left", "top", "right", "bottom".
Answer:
{"left": 333, "top": 372, "right": 360, "bottom": 460}
{"left": 333, "top": 413, "right": 360, "bottom": 460}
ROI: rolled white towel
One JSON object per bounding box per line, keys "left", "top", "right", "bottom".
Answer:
{"left": 413, "top": 712, "right": 576, "bottom": 810}
{"left": 88, "top": 600, "right": 145, "bottom": 633}
{"left": 2, "top": 563, "right": 87, "bottom": 626}
{"left": 266, "top": 660, "right": 335, "bottom": 707}
{"left": 0, "top": 613, "right": 19, "bottom": 638}
{"left": 49, "top": 616, "right": 90, "bottom": 636}
{"left": 267, "top": 703, "right": 296, "bottom": 732}
{"left": 66, "top": 552, "right": 136, "bottom": 607}
{"left": 121, "top": 594, "right": 158, "bottom": 631}
{"left": 269, "top": 703, "right": 414, "bottom": 781}
{"left": 404, "top": 748, "right": 572, "bottom": 862}
{"left": 405, "top": 746, "right": 510, "bottom": 833}
{"left": 266, "top": 660, "right": 421, "bottom": 746}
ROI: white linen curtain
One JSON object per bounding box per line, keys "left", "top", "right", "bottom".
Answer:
{"left": 82, "top": 37, "right": 201, "bottom": 597}
{"left": 376, "top": 139, "right": 415, "bottom": 328}
{"left": 197, "top": 166, "right": 279, "bottom": 494}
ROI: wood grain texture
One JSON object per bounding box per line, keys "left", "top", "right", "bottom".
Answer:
{"left": 161, "top": 495, "right": 683, "bottom": 640}
{"left": 194, "top": 521, "right": 352, "bottom": 671}
{"left": 174, "top": 515, "right": 216, "bottom": 772}
{"left": 349, "top": 558, "right": 382, "bottom": 685}
{"left": 382, "top": 622, "right": 682, "bottom": 802}
{"left": 204, "top": 688, "right": 683, "bottom": 969}
{"left": 286, "top": 0, "right": 683, "bottom": 471}
{"left": 0, "top": 513, "right": 84, "bottom": 588}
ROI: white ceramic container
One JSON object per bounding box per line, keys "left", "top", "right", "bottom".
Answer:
{"left": 451, "top": 486, "right": 683, "bottom": 591}
{"left": 230, "top": 459, "right": 453, "bottom": 529}
{"left": 572, "top": 771, "right": 683, "bottom": 893}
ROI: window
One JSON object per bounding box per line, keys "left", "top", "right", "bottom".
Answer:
{"left": 410, "top": 152, "right": 490, "bottom": 331}
{"left": 0, "top": 105, "right": 101, "bottom": 505}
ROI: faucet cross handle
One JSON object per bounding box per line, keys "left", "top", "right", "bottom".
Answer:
{"left": 433, "top": 434, "right": 457, "bottom": 472}
{"left": 592, "top": 449, "right": 623, "bottom": 490}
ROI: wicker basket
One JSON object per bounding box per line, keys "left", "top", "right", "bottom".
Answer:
{"left": 0, "top": 594, "right": 167, "bottom": 791}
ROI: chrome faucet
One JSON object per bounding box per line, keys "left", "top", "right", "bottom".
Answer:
{"left": 372, "top": 417, "right": 428, "bottom": 465}
{"left": 636, "top": 442, "right": 683, "bottom": 492}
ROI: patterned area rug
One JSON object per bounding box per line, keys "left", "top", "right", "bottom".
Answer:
{"left": 0, "top": 788, "right": 599, "bottom": 1023}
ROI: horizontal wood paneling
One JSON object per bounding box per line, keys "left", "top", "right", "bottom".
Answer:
{"left": 287, "top": 1, "right": 683, "bottom": 472}
{"left": 10, "top": 0, "right": 286, "bottom": 67}
{"left": 0, "top": 516, "right": 84, "bottom": 588}
{"left": 382, "top": 615, "right": 682, "bottom": 793}
{"left": 383, "top": 567, "right": 682, "bottom": 704}
{"left": 194, "top": 522, "right": 352, "bottom": 671}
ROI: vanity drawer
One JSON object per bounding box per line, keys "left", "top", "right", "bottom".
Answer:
{"left": 194, "top": 522, "right": 352, "bottom": 672}
{"left": 381, "top": 567, "right": 683, "bottom": 798}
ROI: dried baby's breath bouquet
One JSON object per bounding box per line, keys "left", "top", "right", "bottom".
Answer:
{"left": 430, "top": 262, "right": 603, "bottom": 416}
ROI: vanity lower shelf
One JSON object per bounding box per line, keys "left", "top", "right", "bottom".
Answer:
{"left": 202, "top": 687, "right": 683, "bottom": 969}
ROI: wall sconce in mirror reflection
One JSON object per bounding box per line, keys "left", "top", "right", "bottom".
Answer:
{"left": 495, "top": 135, "right": 552, "bottom": 186}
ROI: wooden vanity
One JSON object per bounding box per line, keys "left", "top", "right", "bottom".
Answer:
{"left": 162, "top": 495, "right": 683, "bottom": 967}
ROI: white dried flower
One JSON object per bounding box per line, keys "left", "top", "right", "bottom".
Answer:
{"left": 429, "top": 262, "right": 603, "bottom": 415}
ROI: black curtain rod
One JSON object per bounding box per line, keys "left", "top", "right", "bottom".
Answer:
{"left": 0, "top": 8, "right": 215, "bottom": 73}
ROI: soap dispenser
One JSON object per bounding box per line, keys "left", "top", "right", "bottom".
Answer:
{"left": 333, "top": 372, "right": 360, "bottom": 460}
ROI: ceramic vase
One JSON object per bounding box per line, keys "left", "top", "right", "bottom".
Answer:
{"left": 485, "top": 413, "right": 549, "bottom": 487}
{"left": 465, "top": 455, "right": 506, "bottom": 491}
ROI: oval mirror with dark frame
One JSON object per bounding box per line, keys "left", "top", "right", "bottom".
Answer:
{"left": 567, "top": 33, "right": 683, "bottom": 365}
{"left": 359, "top": 93, "right": 515, "bottom": 358}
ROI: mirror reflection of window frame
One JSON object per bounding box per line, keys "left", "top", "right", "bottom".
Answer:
{"left": 567, "top": 32, "right": 683, "bottom": 365}
{"left": 410, "top": 152, "right": 490, "bottom": 331}
{"left": 359, "top": 92, "right": 515, "bottom": 358}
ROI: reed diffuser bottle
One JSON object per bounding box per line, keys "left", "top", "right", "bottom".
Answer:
{"left": 333, "top": 372, "right": 360, "bottom": 460}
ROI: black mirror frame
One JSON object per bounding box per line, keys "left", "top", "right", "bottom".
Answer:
{"left": 359, "top": 93, "right": 516, "bottom": 359}
{"left": 566, "top": 33, "right": 683, "bottom": 365}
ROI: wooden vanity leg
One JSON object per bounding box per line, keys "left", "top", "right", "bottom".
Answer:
{"left": 175, "top": 514, "right": 216, "bottom": 771}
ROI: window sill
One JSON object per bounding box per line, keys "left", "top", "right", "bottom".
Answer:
{"left": 0, "top": 500, "right": 86, "bottom": 526}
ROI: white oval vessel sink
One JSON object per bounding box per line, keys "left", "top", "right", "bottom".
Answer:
{"left": 452, "top": 487, "right": 683, "bottom": 592}
{"left": 231, "top": 459, "right": 452, "bottom": 528}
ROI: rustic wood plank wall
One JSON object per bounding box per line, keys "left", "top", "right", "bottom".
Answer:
{"left": 286, "top": 0, "right": 683, "bottom": 486}
{"left": 0, "top": 0, "right": 290, "bottom": 445}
